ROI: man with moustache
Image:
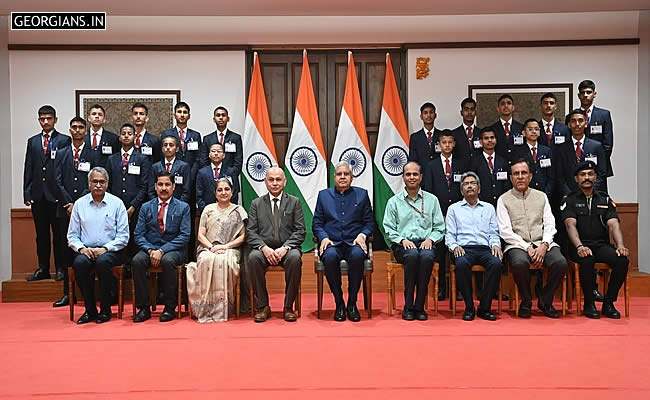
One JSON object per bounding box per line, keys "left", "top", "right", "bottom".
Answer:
{"left": 85, "top": 104, "right": 120, "bottom": 168}
{"left": 408, "top": 102, "right": 443, "bottom": 166}
{"left": 561, "top": 161, "right": 629, "bottom": 319}
{"left": 450, "top": 98, "right": 482, "bottom": 160}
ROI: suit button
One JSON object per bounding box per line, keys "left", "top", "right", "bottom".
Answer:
{"left": 122, "top": 189, "right": 126, "bottom": 193}
{"left": 42, "top": 178, "right": 46, "bottom": 181}
{"left": 74, "top": 177, "right": 78, "bottom": 181}
{"left": 492, "top": 184, "right": 496, "bottom": 188}
{"left": 73, "top": 189, "right": 78, "bottom": 193}
{"left": 122, "top": 177, "right": 126, "bottom": 181}
{"left": 42, "top": 167, "right": 46, "bottom": 171}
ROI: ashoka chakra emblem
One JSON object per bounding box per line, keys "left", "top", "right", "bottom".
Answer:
{"left": 289, "top": 146, "right": 318, "bottom": 176}
{"left": 246, "top": 152, "right": 273, "bottom": 182}
{"left": 382, "top": 146, "right": 408, "bottom": 176}
{"left": 339, "top": 148, "right": 367, "bottom": 177}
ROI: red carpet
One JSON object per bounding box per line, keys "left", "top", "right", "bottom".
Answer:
{"left": 1, "top": 294, "right": 649, "bottom": 399}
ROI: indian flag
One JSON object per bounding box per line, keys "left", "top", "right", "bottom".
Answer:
{"left": 242, "top": 52, "right": 278, "bottom": 210}
{"left": 331, "top": 51, "right": 373, "bottom": 204}
{"left": 374, "top": 53, "right": 410, "bottom": 245}
{"left": 284, "top": 50, "right": 327, "bottom": 252}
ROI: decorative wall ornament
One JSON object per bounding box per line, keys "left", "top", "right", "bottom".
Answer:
{"left": 415, "top": 57, "right": 430, "bottom": 80}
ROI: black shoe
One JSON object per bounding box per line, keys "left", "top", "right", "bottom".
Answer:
{"left": 26, "top": 268, "right": 50, "bottom": 281}
{"left": 334, "top": 303, "right": 346, "bottom": 322}
{"left": 462, "top": 308, "right": 475, "bottom": 321}
{"left": 593, "top": 289, "right": 604, "bottom": 302}
{"left": 133, "top": 308, "right": 151, "bottom": 323}
{"left": 602, "top": 302, "right": 621, "bottom": 319}
{"left": 518, "top": 304, "right": 532, "bottom": 318}
{"left": 96, "top": 311, "right": 111, "bottom": 324}
{"left": 542, "top": 305, "right": 560, "bottom": 319}
{"left": 77, "top": 311, "right": 96, "bottom": 324}
{"left": 55, "top": 269, "right": 65, "bottom": 281}
{"left": 402, "top": 308, "right": 415, "bottom": 321}
{"left": 583, "top": 302, "right": 600, "bottom": 319}
{"left": 477, "top": 309, "right": 497, "bottom": 321}
{"left": 160, "top": 307, "right": 176, "bottom": 322}
{"left": 52, "top": 295, "right": 69, "bottom": 308}
{"left": 415, "top": 310, "right": 428, "bottom": 321}
{"left": 347, "top": 303, "right": 361, "bottom": 322}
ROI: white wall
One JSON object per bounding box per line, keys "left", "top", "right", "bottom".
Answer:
{"left": 9, "top": 50, "right": 247, "bottom": 208}
{"left": 637, "top": 11, "right": 649, "bottom": 273}
{"left": 0, "top": 16, "right": 12, "bottom": 282}
{"left": 407, "top": 46, "right": 639, "bottom": 203}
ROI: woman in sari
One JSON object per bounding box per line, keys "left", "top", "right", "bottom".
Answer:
{"left": 186, "top": 177, "right": 247, "bottom": 322}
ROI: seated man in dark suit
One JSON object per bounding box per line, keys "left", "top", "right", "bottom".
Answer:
{"left": 53, "top": 117, "right": 100, "bottom": 307}
{"left": 490, "top": 94, "right": 524, "bottom": 163}
{"left": 247, "top": 167, "right": 306, "bottom": 322}
{"left": 515, "top": 118, "right": 554, "bottom": 200}
{"left": 196, "top": 143, "right": 240, "bottom": 214}
{"left": 537, "top": 93, "right": 570, "bottom": 151}
{"left": 450, "top": 97, "right": 482, "bottom": 161}
{"left": 67, "top": 167, "right": 129, "bottom": 324}
{"left": 470, "top": 127, "right": 511, "bottom": 209}
{"left": 313, "top": 162, "right": 374, "bottom": 322}
{"left": 131, "top": 102, "right": 162, "bottom": 164}
{"left": 85, "top": 104, "right": 120, "bottom": 168}
{"left": 132, "top": 171, "right": 191, "bottom": 322}
{"left": 148, "top": 135, "right": 190, "bottom": 203}
{"left": 408, "top": 102, "right": 443, "bottom": 166}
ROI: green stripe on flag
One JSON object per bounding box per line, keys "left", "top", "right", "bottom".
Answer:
{"left": 241, "top": 175, "right": 257, "bottom": 211}
{"left": 373, "top": 164, "right": 395, "bottom": 246}
{"left": 283, "top": 168, "right": 315, "bottom": 252}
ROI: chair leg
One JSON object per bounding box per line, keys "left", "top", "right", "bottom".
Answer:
{"left": 177, "top": 267, "right": 183, "bottom": 319}
{"left": 150, "top": 272, "right": 157, "bottom": 312}
{"left": 131, "top": 272, "right": 136, "bottom": 318}
{"left": 297, "top": 278, "right": 302, "bottom": 318}
{"left": 366, "top": 272, "right": 372, "bottom": 319}
{"left": 317, "top": 271, "right": 323, "bottom": 319}
{"left": 562, "top": 274, "right": 567, "bottom": 317}
{"left": 117, "top": 270, "right": 123, "bottom": 320}
{"left": 249, "top": 281, "right": 255, "bottom": 317}
{"left": 391, "top": 271, "right": 396, "bottom": 312}
{"left": 625, "top": 272, "right": 630, "bottom": 317}
{"left": 235, "top": 275, "right": 241, "bottom": 319}
{"left": 433, "top": 263, "right": 439, "bottom": 316}
{"left": 68, "top": 267, "right": 75, "bottom": 322}
{"left": 575, "top": 265, "right": 582, "bottom": 316}
{"left": 451, "top": 268, "right": 456, "bottom": 317}
{"left": 362, "top": 276, "right": 368, "bottom": 311}
{"left": 497, "top": 276, "right": 502, "bottom": 316}
{"left": 387, "top": 269, "right": 393, "bottom": 316}
{"left": 514, "top": 281, "right": 519, "bottom": 317}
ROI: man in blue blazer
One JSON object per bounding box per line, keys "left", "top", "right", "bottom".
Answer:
{"left": 131, "top": 102, "right": 162, "bottom": 164}
{"left": 515, "top": 119, "right": 555, "bottom": 199}
{"left": 450, "top": 98, "right": 482, "bottom": 161}
{"left": 85, "top": 104, "right": 120, "bottom": 168}
{"left": 578, "top": 80, "right": 614, "bottom": 187}
{"left": 148, "top": 136, "right": 191, "bottom": 203}
{"left": 196, "top": 143, "right": 239, "bottom": 214}
{"left": 313, "top": 162, "right": 374, "bottom": 322}
{"left": 490, "top": 94, "right": 524, "bottom": 164}
{"left": 408, "top": 102, "right": 443, "bottom": 166}
{"left": 53, "top": 117, "right": 100, "bottom": 306}
{"left": 470, "top": 127, "right": 512, "bottom": 208}
{"left": 132, "top": 171, "right": 191, "bottom": 322}
{"left": 24, "top": 105, "right": 72, "bottom": 281}
{"left": 537, "top": 93, "right": 570, "bottom": 151}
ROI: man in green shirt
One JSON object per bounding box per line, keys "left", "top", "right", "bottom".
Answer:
{"left": 383, "top": 161, "right": 445, "bottom": 320}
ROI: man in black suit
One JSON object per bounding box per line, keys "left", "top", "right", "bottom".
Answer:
{"left": 408, "top": 102, "right": 443, "bottom": 166}
{"left": 578, "top": 80, "right": 614, "bottom": 191}
{"left": 148, "top": 136, "right": 191, "bottom": 203}
{"left": 24, "top": 105, "right": 72, "bottom": 281}
{"left": 515, "top": 119, "right": 554, "bottom": 199}
{"left": 247, "top": 166, "right": 306, "bottom": 322}
{"left": 490, "top": 94, "right": 524, "bottom": 163}
{"left": 85, "top": 104, "right": 120, "bottom": 168}
{"left": 470, "top": 127, "right": 511, "bottom": 208}
{"left": 131, "top": 102, "right": 162, "bottom": 164}
{"left": 422, "top": 130, "right": 466, "bottom": 300}
{"left": 53, "top": 117, "right": 100, "bottom": 306}
{"left": 450, "top": 98, "right": 482, "bottom": 161}
{"left": 537, "top": 93, "right": 570, "bottom": 151}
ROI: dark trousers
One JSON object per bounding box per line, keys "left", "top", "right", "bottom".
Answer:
{"left": 435, "top": 241, "right": 448, "bottom": 297}
{"left": 124, "top": 209, "right": 140, "bottom": 259}
{"left": 248, "top": 248, "right": 302, "bottom": 310}
{"left": 322, "top": 244, "right": 366, "bottom": 306}
{"left": 32, "top": 200, "right": 66, "bottom": 272}
{"left": 392, "top": 240, "right": 435, "bottom": 312}
{"left": 453, "top": 246, "right": 503, "bottom": 312}
{"left": 188, "top": 202, "right": 198, "bottom": 262}
{"left": 508, "top": 247, "right": 568, "bottom": 307}
{"left": 72, "top": 251, "right": 122, "bottom": 316}
{"left": 570, "top": 244, "right": 628, "bottom": 304}
{"left": 131, "top": 249, "right": 184, "bottom": 310}
{"left": 56, "top": 217, "right": 72, "bottom": 295}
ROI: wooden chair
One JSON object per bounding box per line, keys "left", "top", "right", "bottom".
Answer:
{"left": 386, "top": 251, "right": 439, "bottom": 316}
{"left": 449, "top": 264, "right": 503, "bottom": 317}
{"left": 571, "top": 261, "right": 630, "bottom": 317}
{"left": 511, "top": 263, "right": 567, "bottom": 317}
{"left": 131, "top": 264, "right": 189, "bottom": 319}
{"left": 314, "top": 236, "right": 373, "bottom": 319}
{"left": 68, "top": 265, "right": 125, "bottom": 321}
{"left": 249, "top": 265, "right": 302, "bottom": 318}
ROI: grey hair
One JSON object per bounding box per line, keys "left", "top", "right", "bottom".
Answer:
{"left": 88, "top": 166, "right": 109, "bottom": 183}
{"left": 216, "top": 176, "right": 233, "bottom": 188}
{"left": 461, "top": 171, "right": 480, "bottom": 187}
{"left": 334, "top": 161, "right": 351, "bottom": 172}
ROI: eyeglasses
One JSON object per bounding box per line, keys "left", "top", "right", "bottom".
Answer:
{"left": 90, "top": 179, "right": 107, "bottom": 185}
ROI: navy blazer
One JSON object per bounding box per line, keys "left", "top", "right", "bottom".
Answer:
{"left": 134, "top": 196, "right": 190, "bottom": 254}
{"left": 148, "top": 159, "right": 191, "bottom": 203}
{"left": 23, "top": 130, "right": 72, "bottom": 203}
{"left": 408, "top": 128, "right": 444, "bottom": 167}
{"left": 469, "top": 153, "right": 511, "bottom": 208}
{"left": 54, "top": 145, "right": 100, "bottom": 218}
{"left": 537, "top": 119, "right": 570, "bottom": 151}
{"left": 106, "top": 150, "right": 151, "bottom": 210}
{"left": 135, "top": 131, "right": 162, "bottom": 164}
{"left": 161, "top": 127, "right": 202, "bottom": 184}
{"left": 554, "top": 137, "right": 607, "bottom": 196}
{"left": 199, "top": 129, "right": 243, "bottom": 177}
{"left": 195, "top": 164, "right": 240, "bottom": 213}
{"left": 490, "top": 119, "right": 524, "bottom": 164}
{"left": 449, "top": 124, "right": 482, "bottom": 161}
{"left": 586, "top": 106, "right": 614, "bottom": 177}
{"left": 514, "top": 143, "right": 554, "bottom": 199}
{"left": 422, "top": 156, "right": 467, "bottom": 216}
{"left": 312, "top": 186, "right": 374, "bottom": 246}
{"left": 85, "top": 129, "right": 120, "bottom": 168}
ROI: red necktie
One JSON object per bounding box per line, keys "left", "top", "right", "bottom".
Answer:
{"left": 122, "top": 152, "right": 129, "bottom": 167}
{"left": 531, "top": 146, "right": 537, "bottom": 160}
{"left": 576, "top": 141, "right": 582, "bottom": 160}
{"left": 179, "top": 129, "right": 185, "bottom": 151}
{"left": 74, "top": 147, "right": 80, "bottom": 168}
{"left": 166, "top": 162, "right": 172, "bottom": 173}
{"left": 214, "top": 167, "right": 219, "bottom": 179}
{"left": 504, "top": 121, "right": 510, "bottom": 137}
{"left": 585, "top": 109, "right": 591, "bottom": 124}
{"left": 92, "top": 132, "right": 98, "bottom": 149}
{"left": 43, "top": 133, "right": 49, "bottom": 156}
{"left": 158, "top": 201, "right": 167, "bottom": 232}
{"left": 136, "top": 133, "right": 141, "bottom": 148}
{"left": 426, "top": 131, "right": 433, "bottom": 146}
{"left": 546, "top": 123, "right": 552, "bottom": 143}
{"left": 445, "top": 158, "right": 451, "bottom": 187}
{"left": 488, "top": 155, "right": 494, "bottom": 172}
{"left": 219, "top": 132, "right": 225, "bottom": 145}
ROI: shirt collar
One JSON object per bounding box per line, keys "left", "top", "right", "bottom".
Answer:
{"left": 158, "top": 197, "right": 171, "bottom": 206}
{"left": 527, "top": 142, "right": 537, "bottom": 150}
{"left": 164, "top": 157, "right": 176, "bottom": 165}
{"left": 500, "top": 118, "right": 512, "bottom": 126}
{"left": 582, "top": 105, "right": 594, "bottom": 113}
{"left": 90, "top": 127, "right": 103, "bottom": 136}
{"left": 460, "top": 198, "right": 483, "bottom": 207}
{"left": 572, "top": 135, "right": 585, "bottom": 145}
{"left": 462, "top": 122, "right": 475, "bottom": 131}
{"left": 543, "top": 118, "right": 555, "bottom": 127}
{"left": 402, "top": 187, "right": 423, "bottom": 200}
{"left": 270, "top": 192, "right": 283, "bottom": 202}
{"left": 483, "top": 151, "right": 494, "bottom": 160}
{"left": 121, "top": 147, "right": 134, "bottom": 157}
{"left": 72, "top": 142, "right": 85, "bottom": 152}
{"left": 442, "top": 153, "right": 453, "bottom": 162}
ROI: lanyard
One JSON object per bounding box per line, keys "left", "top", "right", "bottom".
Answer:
{"left": 405, "top": 194, "right": 424, "bottom": 217}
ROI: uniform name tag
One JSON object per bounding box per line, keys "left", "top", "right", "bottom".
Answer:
{"left": 597, "top": 205, "right": 608, "bottom": 209}
{"left": 78, "top": 162, "right": 90, "bottom": 172}
{"left": 513, "top": 136, "right": 524, "bottom": 145}
{"left": 590, "top": 125, "right": 603, "bottom": 134}
{"left": 102, "top": 146, "right": 112, "bottom": 155}
{"left": 50, "top": 150, "right": 56, "bottom": 159}
{"left": 453, "top": 174, "right": 462, "bottom": 183}
{"left": 554, "top": 136, "right": 566, "bottom": 144}
{"left": 496, "top": 171, "right": 508, "bottom": 181}
{"left": 141, "top": 146, "right": 153, "bottom": 155}
{"left": 586, "top": 156, "right": 597, "bottom": 164}
{"left": 174, "top": 175, "right": 183, "bottom": 185}
{"left": 187, "top": 141, "right": 199, "bottom": 151}
{"left": 225, "top": 142, "right": 236, "bottom": 153}
{"left": 539, "top": 158, "right": 552, "bottom": 168}
{"left": 473, "top": 141, "right": 482, "bottom": 149}
{"left": 434, "top": 143, "right": 442, "bottom": 153}
{"left": 128, "top": 164, "right": 141, "bottom": 175}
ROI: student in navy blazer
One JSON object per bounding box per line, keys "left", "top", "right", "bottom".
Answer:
{"left": 578, "top": 80, "right": 614, "bottom": 179}
{"left": 490, "top": 94, "right": 524, "bottom": 163}
{"left": 160, "top": 102, "right": 202, "bottom": 184}
{"left": 537, "top": 93, "right": 571, "bottom": 151}
{"left": 132, "top": 171, "right": 191, "bottom": 322}
{"left": 131, "top": 102, "right": 162, "bottom": 164}
{"left": 515, "top": 119, "right": 555, "bottom": 199}
{"left": 23, "top": 105, "right": 72, "bottom": 282}
{"left": 470, "top": 127, "right": 512, "bottom": 208}
{"left": 199, "top": 107, "right": 243, "bottom": 184}
{"left": 196, "top": 142, "right": 239, "bottom": 214}
{"left": 408, "top": 102, "right": 443, "bottom": 166}
{"left": 148, "top": 136, "right": 191, "bottom": 203}
{"left": 85, "top": 104, "right": 120, "bottom": 168}
{"left": 450, "top": 98, "right": 482, "bottom": 161}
